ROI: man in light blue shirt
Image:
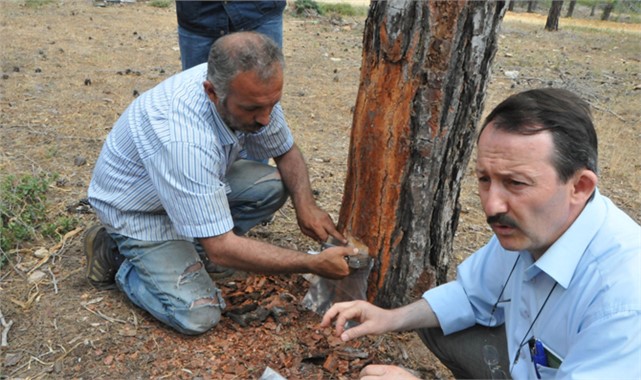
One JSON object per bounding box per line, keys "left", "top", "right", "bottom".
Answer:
{"left": 85, "top": 32, "right": 358, "bottom": 335}
{"left": 322, "top": 88, "right": 641, "bottom": 379}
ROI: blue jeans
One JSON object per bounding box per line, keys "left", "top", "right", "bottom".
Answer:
{"left": 112, "top": 160, "right": 288, "bottom": 335}
{"left": 177, "top": 6, "right": 283, "bottom": 70}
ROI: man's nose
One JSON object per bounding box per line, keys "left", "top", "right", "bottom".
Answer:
{"left": 255, "top": 108, "right": 271, "bottom": 126}
{"left": 483, "top": 185, "right": 508, "bottom": 217}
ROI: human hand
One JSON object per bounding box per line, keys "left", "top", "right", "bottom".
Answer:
{"left": 311, "top": 246, "right": 358, "bottom": 279}
{"left": 320, "top": 300, "right": 391, "bottom": 341}
{"left": 296, "top": 205, "right": 346, "bottom": 244}
{"left": 359, "top": 365, "right": 421, "bottom": 380}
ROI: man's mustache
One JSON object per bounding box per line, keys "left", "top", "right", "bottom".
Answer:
{"left": 486, "top": 214, "right": 519, "bottom": 229}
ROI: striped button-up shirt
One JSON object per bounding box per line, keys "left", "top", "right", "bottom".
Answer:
{"left": 88, "top": 63, "right": 293, "bottom": 241}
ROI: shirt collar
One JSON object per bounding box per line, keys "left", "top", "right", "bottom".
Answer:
{"left": 524, "top": 189, "right": 606, "bottom": 287}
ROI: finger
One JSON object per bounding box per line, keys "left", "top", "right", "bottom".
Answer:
{"left": 360, "top": 364, "right": 386, "bottom": 378}
{"left": 330, "top": 306, "right": 362, "bottom": 338}
{"left": 320, "top": 304, "right": 341, "bottom": 328}
{"left": 341, "top": 321, "right": 370, "bottom": 341}
{"left": 343, "top": 247, "right": 360, "bottom": 256}
{"left": 324, "top": 222, "right": 347, "bottom": 244}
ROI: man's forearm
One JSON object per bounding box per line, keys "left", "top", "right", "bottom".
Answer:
{"left": 273, "top": 144, "right": 315, "bottom": 209}
{"left": 200, "top": 232, "right": 312, "bottom": 274}
{"left": 390, "top": 299, "right": 440, "bottom": 332}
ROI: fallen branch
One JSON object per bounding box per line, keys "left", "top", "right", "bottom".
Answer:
{"left": 0, "top": 307, "right": 15, "bottom": 347}
{"left": 10, "top": 289, "right": 41, "bottom": 310}
{"left": 28, "top": 227, "right": 83, "bottom": 275}
{"left": 48, "top": 267, "right": 59, "bottom": 294}
{"left": 81, "top": 302, "right": 126, "bottom": 324}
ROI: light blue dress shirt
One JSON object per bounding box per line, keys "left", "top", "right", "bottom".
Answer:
{"left": 424, "top": 190, "right": 641, "bottom": 379}
{"left": 88, "top": 63, "right": 294, "bottom": 241}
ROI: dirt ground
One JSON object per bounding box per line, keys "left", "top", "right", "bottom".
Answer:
{"left": 1, "top": 1, "right": 640, "bottom": 379}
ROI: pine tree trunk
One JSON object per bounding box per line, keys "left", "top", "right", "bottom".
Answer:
{"left": 602, "top": 2, "right": 615, "bottom": 20}
{"left": 337, "top": 0, "right": 507, "bottom": 308}
{"left": 546, "top": 0, "right": 564, "bottom": 30}
{"left": 527, "top": 0, "right": 538, "bottom": 12}
{"left": 566, "top": 0, "right": 576, "bottom": 17}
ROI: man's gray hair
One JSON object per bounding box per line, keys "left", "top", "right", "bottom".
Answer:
{"left": 207, "top": 32, "right": 285, "bottom": 103}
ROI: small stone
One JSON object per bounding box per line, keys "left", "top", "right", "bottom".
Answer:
{"left": 33, "top": 247, "right": 49, "bottom": 258}
{"left": 74, "top": 156, "right": 87, "bottom": 166}
{"left": 4, "top": 353, "right": 22, "bottom": 367}
{"left": 84, "top": 78, "right": 92, "bottom": 86}
{"left": 28, "top": 270, "right": 47, "bottom": 284}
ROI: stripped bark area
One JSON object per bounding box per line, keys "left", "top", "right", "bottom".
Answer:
{"left": 338, "top": 0, "right": 507, "bottom": 307}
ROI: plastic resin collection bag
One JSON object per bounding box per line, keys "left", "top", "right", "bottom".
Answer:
{"left": 301, "top": 240, "right": 373, "bottom": 316}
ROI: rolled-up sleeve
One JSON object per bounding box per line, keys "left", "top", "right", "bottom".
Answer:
{"left": 423, "top": 281, "right": 477, "bottom": 335}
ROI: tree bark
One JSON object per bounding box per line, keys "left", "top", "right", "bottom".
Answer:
{"left": 508, "top": 0, "right": 516, "bottom": 12}
{"left": 602, "top": 1, "right": 615, "bottom": 20}
{"left": 527, "top": 0, "right": 538, "bottom": 12}
{"left": 546, "top": 0, "right": 564, "bottom": 30}
{"left": 566, "top": 0, "right": 576, "bottom": 17}
{"left": 337, "top": 0, "right": 507, "bottom": 308}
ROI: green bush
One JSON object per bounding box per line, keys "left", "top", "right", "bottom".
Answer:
{"left": 24, "top": 0, "right": 53, "bottom": 7}
{"left": 0, "top": 174, "right": 78, "bottom": 255}
{"left": 319, "top": 3, "right": 367, "bottom": 17}
{"left": 294, "top": 0, "right": 324, "bottom": 16}
{"left": 149, "top": 0, "right": 172, "bottom": 8}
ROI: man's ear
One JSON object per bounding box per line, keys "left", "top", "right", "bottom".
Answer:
{"left": 203, "top": 80, "right": 218, "bottom": 104}
{"left": 571, "top": 169, "right": 598, "bottom": 205}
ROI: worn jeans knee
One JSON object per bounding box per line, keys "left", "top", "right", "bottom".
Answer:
{"left": 111, "top": 236, "right": 225, "bottom": 335}
{"left": 172, "top": 299, "right": 222, "bottom": 336}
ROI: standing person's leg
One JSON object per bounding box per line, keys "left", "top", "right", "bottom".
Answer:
{"left": 177, "top": 25, "right": 216, "bottom": 70}
{"left": 113, "top": 236, "right": 225, "bottom": 335}
{"left": 252, "top": 11, "right": 283, "bottom": 49}
{"left": 225, "top": 159, "right": 288, "bottom": 235}
{"left": 416, "top": 325, "right": 511, "bottom": 379}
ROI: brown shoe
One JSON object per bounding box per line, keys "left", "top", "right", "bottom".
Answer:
{"left": 83, "top": 225, "right": 123, "bottom": 290}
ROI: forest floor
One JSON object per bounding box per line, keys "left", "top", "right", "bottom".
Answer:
{"left": 1, "top": 1, "right": 639, "bottom": 379}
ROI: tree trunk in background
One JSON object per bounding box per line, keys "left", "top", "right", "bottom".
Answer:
{"left": 566, "top": 0, "right": 577, "bottom": 17}
{"left": 527, "top": 0, "right": 538, "bottom": 12}
{"left": 509, "top": 0, "right": 516, "bottom": 12}
{"left": 338, "top": 0, "right": 507, "bottom": 308}
{"left": 591, "top": 0, "right": 598, "bottom": 16}
{"left": 546, "top": 0, "right": 564, "bottom": 30}
{"left": 602, "top": 1, "right": 615, "bottom": 20}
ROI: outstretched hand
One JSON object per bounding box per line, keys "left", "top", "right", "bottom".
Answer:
{"left": 320, "top": 300, "right": 393, "bottom": 341}
{"left": 312, "top": 246, "right": 358, "bottom": 279}
{"left": 296, "top": 204, "right": 346, "bottom": 244}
